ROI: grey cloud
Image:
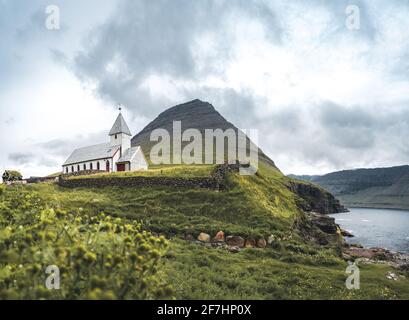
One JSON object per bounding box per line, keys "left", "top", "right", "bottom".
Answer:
{"left": 72, "top": 0, "right": 282, "bottom": 116}
{"left": 8, "top": 152, "right": 58, "bottom": 169}
{"left": 8, "top": 152, "right": 34, "bottom": 165}
{"left": 37, "top": 130, "right": 107, "bottom": 158}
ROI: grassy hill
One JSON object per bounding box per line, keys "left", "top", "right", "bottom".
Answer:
{"left": 2, "top": 164, "right": 409, "bottom": 299}
{"left": 290, "top": 165, "right": 409, "bottom": 209}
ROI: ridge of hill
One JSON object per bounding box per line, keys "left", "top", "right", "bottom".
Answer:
{"left": 290, "top": 165, "right": 409, "bottom": 209}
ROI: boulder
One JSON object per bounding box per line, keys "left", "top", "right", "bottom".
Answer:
{"left": 257, "top": 239, "right": 267, "bottom": 248}
{"left": 227, "top": 246, "right": 240, "bottom": 253}
{"left": 267, "top": 235, "right": 275, "bottom": 244}
{"left": 197, "top": 233, "right": 211, "bottom": 243}
{"left": 340, "top": 229, "right": 354, "bottom": 237}
{"left": 226, "top": 236, "right": 245, "bottom": 248}
{"left": 245, "top": 239, "right": 256, "bottom": 248}
{"left": 212, "top": 231, "right": 225, "bottom": 242}
{"left": 306, "top": 212, "right": 338, "bottom": 234}
{"left": 185, "top": 234, "right": 195, "bottom": 241}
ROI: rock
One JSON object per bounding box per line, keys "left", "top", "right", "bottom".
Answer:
{"left": 343, "top": 246, "right": 394, "bottom": 261}
{"left": 306, "top": 212, "right": 338, "bottom": 234}
{"left": 212, "top": 231, "right": 225, "bottom": 242}
{"left": 386, "top": 272, "right": 398, "bottom": 281}
{"left": 257, "top": 239, "right": 267, "bottom": 248}
{"left": 245, "top": 239, "right": 256, "bottom": 248}
{"left": 289, "top": 180, "right": 348, "bottom": 214}
{"left": 227, "top": 246, "right": 240, "bottom": 253}
{"left": 341, "top": 229, "right": 354, "bottom": 237}
{"left": 226, "top": 236, "right": 245, "bottom": 248}
{"left": 185, "top": 234, "right": 194, "bottom": 241}
{"left": 267, "top": 235, "right": 275, "bottom": 244}
{"left": 197, "top": 232, "right": 211, "bottom": 243}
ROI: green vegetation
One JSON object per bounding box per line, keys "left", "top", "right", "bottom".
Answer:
{"left": 2, "top": 170, "right": 23, "bottom": 182}
{"left": 66, "top": 165, "right": 216, "bottom": 180}
{"left": 163, "top": 240, "right": 409, "bottom": 300}
{"left": 0, "top": 184, "right": 171, "bottom": 300}
{"left": 1, "top": 164, "right": 408, "bottom": 299}
{"left": 37, "top": 164, "right": 299, "bottom": 239}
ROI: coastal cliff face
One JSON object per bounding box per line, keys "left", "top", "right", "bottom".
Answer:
{"left": 290, "top": 165, "right": 409, "bottom": 210}
{"left": 288, "top": 179, "right": 348, "bottom": 214}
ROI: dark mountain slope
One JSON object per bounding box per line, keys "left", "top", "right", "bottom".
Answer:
{"left": 290, "top": 165, "right": 409, "bottom": 209}
{"left": 131, "top": 99, "right": 277, "bottom": 168}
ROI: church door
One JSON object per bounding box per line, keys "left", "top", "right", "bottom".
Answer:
{"left": 117, "top": 163, "right": 126, "bottom": 172}
{"left": 106, "top": 161, "right": 110, "bottom": 172}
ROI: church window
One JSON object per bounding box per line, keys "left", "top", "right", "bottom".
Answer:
{"left": 65, "top": 167, "right": 68, "bottom": 174}
{"left": 97, "top": 162, "right": 100, "bottom": 170}
{"left": 77, "top": 165, "right": 80, "bottom": 171}
{"left": 84, "top": 164, "right": 86, "bottom": 170}
{"left": 71, "top": 166, "right": 74, "bottom": 173}
{"left": 115, "top": 134, "right": 118, "bottom": 139}
{"left": 90, "top": 163, "right": 93, "bottom": 170}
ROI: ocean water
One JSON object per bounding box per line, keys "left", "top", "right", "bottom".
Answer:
{"left": 330, "top": 208, "right": 409, "bottom": 253}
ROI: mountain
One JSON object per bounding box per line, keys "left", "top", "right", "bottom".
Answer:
{"left": 132, "top": 99, "right": 276, "bottom": 168}
{"left": 290, "top": 165, "right": 409, "bottom": 209}
{"left": 132, "top": 99, "right": 345, "bottom": 214}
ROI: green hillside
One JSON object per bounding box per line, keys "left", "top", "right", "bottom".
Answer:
{"left": 2, "top": 164, "right": 408, "bottom": 299}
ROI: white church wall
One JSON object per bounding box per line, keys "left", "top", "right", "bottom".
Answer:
{"left": 62, "top": 158, "right": 114, "bottom": 174}
{"left": 130, "top": 148, "right": 148, "bottom": 171}
{"left": 110, "top": 133, "right": 131, "bottom": 151}
{"left": 112, "top": 150, "right": 121, "bottom": 172}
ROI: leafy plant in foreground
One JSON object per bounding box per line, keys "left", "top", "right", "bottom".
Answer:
{"left": 0, "top": 186, "right": 172, "bottom": 300}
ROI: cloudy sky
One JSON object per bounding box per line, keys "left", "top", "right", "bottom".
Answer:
{"left": 1, "top": 0, "right": 409, "bottom": 177}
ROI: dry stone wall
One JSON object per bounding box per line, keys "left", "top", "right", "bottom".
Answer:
{"left": 58, "top": 164, "right": 240, "bottom": 190}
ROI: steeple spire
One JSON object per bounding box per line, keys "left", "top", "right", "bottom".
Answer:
{"left": 109, "top": 105, "right": 132, "bottom": 136}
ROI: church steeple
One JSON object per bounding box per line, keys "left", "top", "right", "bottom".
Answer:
{"left": 109, "top": 106, "right": 132, "bottom": 136}
{"left": 109, "top": 105, "right": 132, "bottom": 151}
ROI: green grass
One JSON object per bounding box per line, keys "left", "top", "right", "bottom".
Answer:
{"left": 4, "top": 163, "right": 409, "bottom": 299}
{"left": 32, "top": 164, "right": 300, "bottom": 239}
{"left": 162, "top": 239, "right": 409, "bottom": 300}
{"left": 67, "top": 165, "right": 216, "bottom": 180}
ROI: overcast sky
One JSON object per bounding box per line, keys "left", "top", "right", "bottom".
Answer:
{"left": 1, "top": 0, "right": 409, "bottom": 177}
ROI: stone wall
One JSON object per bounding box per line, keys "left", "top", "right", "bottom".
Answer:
{"left": 58, "top": 164, "right": 239, "bottom": 190}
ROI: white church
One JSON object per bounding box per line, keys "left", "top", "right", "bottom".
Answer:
{"left": 62, "top": 111, "right": 148, "bottom": 174}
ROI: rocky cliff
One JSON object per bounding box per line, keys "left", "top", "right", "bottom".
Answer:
{"left": 288, "top": 179, "right": 348, "bottom": 214}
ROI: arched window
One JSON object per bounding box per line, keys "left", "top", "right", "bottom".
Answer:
{"left": 77, "top": 165, "right": 80, "bottom": 171}
{"left": 97, "top": 162, "right": 100, "bottom": 170}
{"left": 83, "top": 164, "right": 86, "bottom": 170}
{"left": 115, "top": 134, "right": 118, "bottom": 139}
{"left": 65, "top": 167, "right": 68, "bottom": 174}
{"left": 90, "top": 163, "right": 93, "bottom": 170}
{"left": 106, "top": 160, "right": 110, "bottom": 172}
{"left": 71, "top": 166, "right": 74, "bottom": 173}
